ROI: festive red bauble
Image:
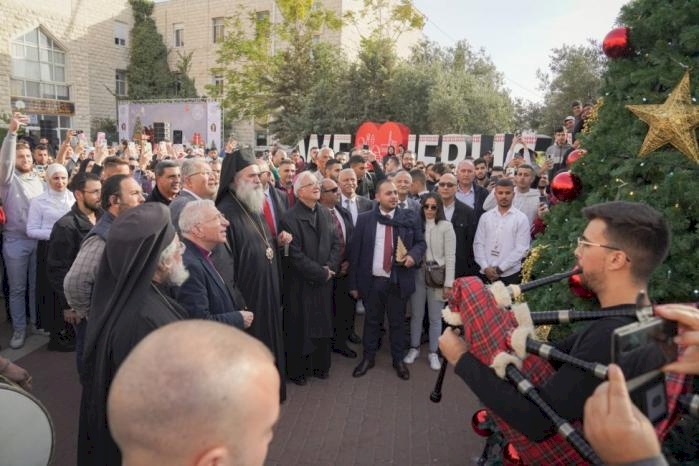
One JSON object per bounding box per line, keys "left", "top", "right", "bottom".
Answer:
{"left": 503, "top": 443, "right": 524, "bottom": 465}
{"left": 551, "top": 171, "right": 583, "bottom": 202}
{"left": 471, "top": 409, "right": 493, "bottom": 437}
{"left": 569, "top": 271, "right": 595, "bottom": 299}
{"left": 603, "top": 26, "right": 632, "bottom": 59}
{"left": 566, "top": 149, "right": 587, "bottom": 167}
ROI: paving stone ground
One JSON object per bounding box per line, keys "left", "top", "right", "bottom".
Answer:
{"left": 10, "top": 315, "right": 484, "bottom": 466}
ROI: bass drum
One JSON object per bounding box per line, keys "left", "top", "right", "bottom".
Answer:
{"left": 0, "top": 375, "right": 55, "bottom": 466}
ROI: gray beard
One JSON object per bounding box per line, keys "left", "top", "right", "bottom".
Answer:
{"left": 167, "top": 261, "right": 190, "bottom": 287}
{"left": 235, "top": 181, "right": 265, "bottom": 214}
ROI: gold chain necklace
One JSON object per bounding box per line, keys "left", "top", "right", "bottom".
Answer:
{"left": 232, "top": 195, "right": 274, "bottom": 262}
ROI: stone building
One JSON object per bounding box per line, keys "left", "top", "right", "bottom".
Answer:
{"left": 0, "top": 0, "right": 421, "bottom": 147}
{"left": 0, "top": 0, "right": 132, "bottom": 145}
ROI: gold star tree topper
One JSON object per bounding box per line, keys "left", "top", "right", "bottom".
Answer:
{"left": 626, "top": 70, "right": 699, "bottom": 163}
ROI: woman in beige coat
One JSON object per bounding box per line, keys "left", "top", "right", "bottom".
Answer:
{"left": 405, "top": 193, "right": 456, "bottom": 370}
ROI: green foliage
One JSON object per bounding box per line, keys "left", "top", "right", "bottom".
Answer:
{"left": 518, "top": 42, "right": 606, "bottom": 134}
{"left": 90, "top": 118, "right": 118, "bottom": 142}
{"left": 527, "top": 0, "right": 699, "bottom": 310}
{"left": 127, "top": 0, "right": 197, "bottom": 99}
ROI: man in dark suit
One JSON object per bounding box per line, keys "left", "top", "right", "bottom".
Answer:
{"left": 455, "top": 160, "right": 488, "bottom": 219}
{"left": 438, "top": 173, "right": 478, "bottom": 278}
{"left": 393, "top": 170, "right": 421, "bottom": 214}
{"left": 338, "top": 168, "right": 373, "bottom": 226}
{"left": 176, "top": 200, "right": 253, "bottom": 330}
{"left": 349, "top": 153, "right": 385, "bottom": 200}
{"left": 170, "top": 158, "right": 217, "bottom": 231}
{"left": 349, "top": 180, "right": 426, "bottom": 380}
{"left": 320, "top": 178, "right": 357, "bottom": 358}
{"left": 257, "top": 159, "right": 288, "bottom": 238}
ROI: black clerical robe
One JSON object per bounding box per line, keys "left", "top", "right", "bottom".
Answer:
{"left": 78, "top": 284, "right": 185, "bottom": 466}
{"left": 216, "top": 191, "right": 287, "bottom": 401}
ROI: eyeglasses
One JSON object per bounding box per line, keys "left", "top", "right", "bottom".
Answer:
{"left": 438, "top": 182, "right": 456, "bottom": 188}
{"left": 322, "top": 187, "right": 339, "bottom": 193}
{"left": 299, "top": 182, "right": 320, "bottom": 190}
{"left": 423, "top": 204, "right": 438, "bottom": 211}
{"left": 576, "top": 236, "right": 631, "bottom": 253}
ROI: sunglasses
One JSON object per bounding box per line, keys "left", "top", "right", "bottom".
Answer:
{"left": 423, "top": 205, "right": 438, "bottom": 211}
{"left": 322, "top": 187, "right": 339, "bottom": 193}
{"left": 438, "top": 182, "right": 456, "bottom": 188}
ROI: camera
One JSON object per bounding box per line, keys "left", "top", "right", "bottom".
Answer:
{"left": 612, "top": 317, "right": 677, "bottom": 423}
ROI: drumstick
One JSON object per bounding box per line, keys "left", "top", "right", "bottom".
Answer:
{"left": 491, "top": 353, "right": 603, "bottom": 465}
{"left": 430, "top": 311, "right": 463, "bottom": 403}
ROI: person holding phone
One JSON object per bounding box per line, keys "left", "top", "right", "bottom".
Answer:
{"left": 584, "top": 305, "right": 699, "bottom": 465}
{"left": 0, "top": 113, "right": 47, "bottom": 349}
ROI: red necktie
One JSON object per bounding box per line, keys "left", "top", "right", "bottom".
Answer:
{"left": 330, "top": 210, "right": 345, "bottom": 258}
{"left": 383, "top": 223, "right": 393, "bottom": 273}
{"left": 263, "top": 197, "right": 277, "bottom": 237}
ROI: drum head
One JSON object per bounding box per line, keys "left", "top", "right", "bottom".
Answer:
{"left": 0, "top": 381, "right": 55, "bottom": 466}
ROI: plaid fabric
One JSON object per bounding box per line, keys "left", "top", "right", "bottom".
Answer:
{"left": 447, "top": 277, "right": 691, "bottom": 464}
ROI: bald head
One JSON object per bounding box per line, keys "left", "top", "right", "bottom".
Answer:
{"left": 108, "top": 321, "right": 280, "bottom": 466}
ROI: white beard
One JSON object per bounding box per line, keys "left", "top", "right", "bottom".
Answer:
{"left": 167, "top": 261, "right": 190, "bottom": 287}
{"left": 235, "top": 179, "right": 265, "bottom": 214}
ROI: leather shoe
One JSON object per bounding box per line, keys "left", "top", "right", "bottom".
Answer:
{"left": 392, "top": 361, "right": 410, "bottom": 380}
{"left": 332, "top": 345, "right": 357, "bottom": 359}
{"left": 352, "top": 358, "right": 375, "bottom": 378}
{"left": 289, "top": 375, "right": 307, "bottom": 386}
{"left": 312, "top": 369, "right": 329, "bottom": 379}
{"left": 348, "top": 332, "right": 362, "bottom": 344}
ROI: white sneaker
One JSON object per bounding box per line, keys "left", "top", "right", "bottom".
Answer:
{"left": 355, "top": 300, "right": 365, "bottom": 315}
{"left": 403, "top": 348, "right": 420, "bottom": 364}
{"left": 29, "top": 325, "right": 50, "bottom": 337}
{"left": 10, "top": 329, "right": 26, "bottom": 349}
{"left": 428, "top": 353, "right": 441, "bottom": 371}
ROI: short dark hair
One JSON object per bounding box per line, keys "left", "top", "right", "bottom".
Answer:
{"left": 582, "top": 201, "right": 670, "bottom": 282}
{"left": 409, "top": 168, "right": 426, "bottom": 185}
{"left": 103, "top": 156, "right": 129, "bottom": 171}
{"left": 553, "top": 126, "right": 566, "bottom": 134}
{"left": 375, "top": 178, "right": 394, "bottom": 195}
{"left": 495, "top": 178, "right": 514, "bottom": 189}
{"left": 155, "top": 160, "right": 179, "bottom": 177}
{"left": 349, "top": 155, "right": 365, "bottom": 166}
{"left": 420, "top": 192, "right": 446, "bottom": 225}
{"left": 34, "top": 144, "right": 48, "bottom": 152}
{"left": 473, "top": 158, "right": 487, "bottom": 168}
{"left": 431, "top": 162, "right": 448, "bottom": 176}
{"left": 279, "top": 158, "right": 295, "bottom": 168}
{"left": 326, "top": 158, "right": 342, "bottom": 170}
{"left": 69, "top": 172, "right": 99, "bottom": 192}
{"left": 101, "top": 174, "right": 130, "bottom": 210}
{"left": 572, "top": 100, "right": 582, "bottom": 107}
{"left": 384, "top": 155, "right": 400, "bottom": 169}
{"left": 518, "top": 164, "right": 534, "bottom": 173}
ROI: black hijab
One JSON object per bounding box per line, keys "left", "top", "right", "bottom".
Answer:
{"left": 215, "top": 147, "right": 257, "bottom": 204}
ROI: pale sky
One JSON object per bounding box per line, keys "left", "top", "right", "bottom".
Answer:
{"left": 411, "top": 0, "right": 630, "bottom": 103}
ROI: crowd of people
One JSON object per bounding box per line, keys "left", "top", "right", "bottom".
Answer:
{"left": 0, "top": 103, "right": 696, "bottom": 465}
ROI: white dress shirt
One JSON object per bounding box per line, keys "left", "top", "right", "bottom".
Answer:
{"left": 455, "top": 184, "right": 475, "bottom": 208}
{"left": 442, "top": 201, "right": 456, "bottom": 222}
{"left": 473, "top": 206, "right": 530, "bottom": 276}
{"left": 483, "top": 189, "right": 541, "bottom": 227}
{"left": 371, "top": 209, "right": 395, "bottom": 278}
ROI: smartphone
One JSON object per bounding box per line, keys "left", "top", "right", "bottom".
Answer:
{"left": 506, "top": 167, "right": 516, "bottom": 177}
{"left": 539, "top": 195, "right": 548, "bottom": 207}
{"left": 96, "top": 132, "right": 106, "bottom": 148}
{"left": 613, "top": 317, "right": 677, "bottom": 374}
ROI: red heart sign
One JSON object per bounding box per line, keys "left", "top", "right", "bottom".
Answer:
{"left": 354, "top": 121, "right": 410, "bottom": 159}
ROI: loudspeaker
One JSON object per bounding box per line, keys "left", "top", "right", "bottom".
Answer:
{"left": 153, "top": 122, "right": 165, "bottom": 143}
{"left": 173, "top": 130, "right": 183, "bottom": 144}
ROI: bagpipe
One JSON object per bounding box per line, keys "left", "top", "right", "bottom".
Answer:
{"left": 431, "top": 269, "right": 695, "bottom": 465}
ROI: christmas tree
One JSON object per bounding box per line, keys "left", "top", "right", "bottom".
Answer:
{"left": 526, "top": 0, "right": 698, "bottom": 462}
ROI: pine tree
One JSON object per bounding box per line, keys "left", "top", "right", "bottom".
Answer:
{"left": 525, "top": 1, "right": 698, "bottom": 461}
{"left": 127, "top": 0, "right": 176, "bottom": 99}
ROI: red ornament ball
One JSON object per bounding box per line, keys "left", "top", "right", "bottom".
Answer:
{"left": 503, "top": 443, "right": 524, "bottom": 465}
{"left": 603, "top": 26, "right": 632, "bottom": 59}
{"left": 566, "top": 149, "right": 587, "bottom": 167}
{"left": 551, "top": 171, "right": 583, "bottom": 202}
{"left": 470, "top": 409, "right": 493, "bottom": 437}
{"left": 569, "top": 271, "right": 595, "bottom": 299}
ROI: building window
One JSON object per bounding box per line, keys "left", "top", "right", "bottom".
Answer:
{"left": 212, "top": 75, "right": 224, "bottom": 95}
{"left": 213, "top": 17, "right": 225, "bottom": 43}
{"left": 114, "top": 21, "right": 127, "bottom": 46}
{"left": 11, "top": 27, "right": 69, "bottom": 101}
{"left": 115, "top": 69, "right": 127, "bottom": 96}
{"left": 174, "top": 23, "right": 184, "bottom": 47}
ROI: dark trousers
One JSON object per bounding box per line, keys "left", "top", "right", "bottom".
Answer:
{"left": 75, "top": 319, "right": 87, "bottom": 383}
{"left": 363, "top": 277, "right": 407, "bottom": 363}
{"left": 286, "top": 337, "right": 331, "bottom": 379}
{"left": 332, "top": 275, "right": 355, "bottom": 347}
